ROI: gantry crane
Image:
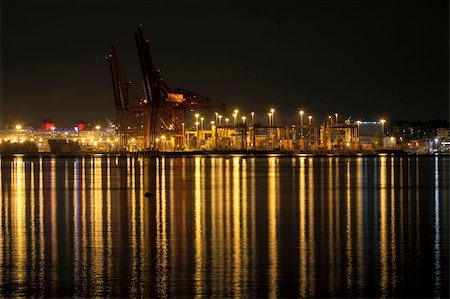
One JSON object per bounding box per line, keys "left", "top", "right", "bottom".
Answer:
{"left": 107, "top": 24, "right": 225, "bottom": 150}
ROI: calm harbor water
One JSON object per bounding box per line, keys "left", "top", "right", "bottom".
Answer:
{"left": 0, "top": 155, "right": 448, "bottom": 297}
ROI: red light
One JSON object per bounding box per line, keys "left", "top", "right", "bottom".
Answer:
{"left": 44, "top": 122, "right": 55, "bottom": 131}
{"left": 77, "top": 123, "right": 86, "bottom": 131}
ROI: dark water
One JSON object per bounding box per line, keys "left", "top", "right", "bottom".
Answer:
{"left": 0, "top": 155, "right": 448, "bottom": 297}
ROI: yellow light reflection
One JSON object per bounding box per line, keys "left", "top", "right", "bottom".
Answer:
{"left": 38, "top": 158, "right": 45, "bottom": 291}
{"left": 194, "top": 157, "right": 205, "bottom": 298}
{"left": 307, "top": 157, "right": 316, "bottom": 297}
{"left": 13, "top": 157, "right": 26, "bottom": 291}
{"left": 232, "top": 157, "right": 242, "bottom": 296}
{"left": 345, "top": 159, "right": 353, "bottom": 292}
{"left": 268, "top": 157, "right": 279, "bottom": 299}
{"left": 156, "top": 157, "right": 168, "bottom": 297}
{"left": 379, "top": 156, "right": 388, "bottom": 296}
{"left": 298, "top": 157, "right": 307, "bottom": 297}
{"left": 210, "top": 157, "right": 225, "bottom": 296}
{"left": 129, "top": 157, "right": 138, "bottom": 296}
{"left": 328, "top": 158, "right": 336, "bottom": 295}
{"left": 50, "top": 158, "right": 57, "bottom": 292}
{"left": 73, "top": 158, "right": 82, "bottom": 294}
{"left": 224, "top": 158, "right": 232, "bottom": 291}
{"left": 390, "top": 157, "right": 397, "bottom": 292}
{"left": 249, "top": 157, "right": 257, "bottom": 298}
{"left": 92, "top": 157, "right": 104, "bottom": 294}
{"left": 356, "top": 157, "right": 363, "bottom": 296}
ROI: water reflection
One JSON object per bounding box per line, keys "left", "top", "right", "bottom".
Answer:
{"left": 0, "top": 155, "right": 448, "bottom": 297}
{"left": 434, "top": 156, "right": 441, "bottom": 297}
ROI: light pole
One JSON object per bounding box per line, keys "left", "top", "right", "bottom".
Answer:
{"left": 215, "top": 112, "right": 218, "bottom": 124}
{"left": 380, "top": 119, "right": 386, "bottom": 136}
{"left": 241, "top": 117, "right": 247, "bottom": 150}
{"left": 195, "top": 113, "right": 199, "bottom": 123}
{"left": 211, "top": 121, "right": 216, "bottom": 148}
{"left": 270, "top": 108, "right": 275, "bottom": 126}
{"left": 356, "top": 120, "right": 361, "bottom": 147}
{"left": 308, "top": 115, "right": 313, "bottom": 146}
{"left": 268, "top": 113, "right": 272, "bottom": 126}
{"left": 182, "top": 122, "right": 185, "bottom": 149}
{"left": 225, "top": 118, "right": 229, "bottom": 126}
{"left": 299, "top": 110, "right": 304, "bottom": 140}
{"left": 335, "top": 113, "right": 338, "bottom": 123}
{"left": 218, "top": 115, "right": 222, "bottom": 126}
{"left": 200, "top": 117, "right": 204, "bottom": 130}
{"left": 161, "top": 135, "right": 166, "bottom": 150}
{"left": 233, "top": 113, "right": 237, "bottom": 126}
{"left": 195, "top": 121, "right": 199, "bottom": 148}
{"left": 251, "top": 112, "right": 255, "bottom": 149}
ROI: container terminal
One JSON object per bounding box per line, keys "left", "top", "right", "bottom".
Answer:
{"left": 1, "top": 25, "right": 448, "bottom": 155}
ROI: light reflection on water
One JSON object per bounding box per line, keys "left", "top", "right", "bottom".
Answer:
{"left": 0, "top": 155, "right": 448, "bottom": 297}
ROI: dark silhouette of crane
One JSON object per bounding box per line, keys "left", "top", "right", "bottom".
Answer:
{"left": 107, "top": 25, "right": 224, "bottom": 151}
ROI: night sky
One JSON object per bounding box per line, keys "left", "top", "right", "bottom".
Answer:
{"left": 1, "top": 0, "right": 448, "bottom": 127}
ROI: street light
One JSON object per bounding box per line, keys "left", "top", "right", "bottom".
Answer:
{"left": 218, "top": 115, "right": 223, "bottom": 126}
{"left": 215, "top": 112, "right": 218, "bottom": 123}
{"left": 299, "top": 110, "right": 304, "bottom": 139}
{"left": 200, "top": 117, "right": 204, "bottom": 130}
{"left": 335, "top": 113, "right": 338, "bottom": 123}
{"left": 242, "top": 116, "right": 246, "bottom": 124}
{"left": 233, "top": 113, "right": 237, "bottom": 126}
{"left": 308, "top": 115, "right": 313, "bottom": 146}
{"left": 268, "top": 113, "right": 272, "bottom": 126}
{"left": 251, "top": 112, "right": 255, "bottom": 126}
{"left": 270, "top": 108, "right": 275, "bottom": 125}
{"left": 225, "top": 118, "right": 229, "bottom": 126}
{"left": 380, "top": 119, "right": 386, "bottom": 138}
{"left": 195, "top": 113, "right": 200, "bottom": 123}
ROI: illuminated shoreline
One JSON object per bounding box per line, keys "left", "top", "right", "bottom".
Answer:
{"left": 0, "top": 149, "right": 447, "bottom": 159}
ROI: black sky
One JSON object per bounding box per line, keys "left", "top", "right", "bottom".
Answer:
{"left": 1, "top": 0, "right": 448, "bottom": 127}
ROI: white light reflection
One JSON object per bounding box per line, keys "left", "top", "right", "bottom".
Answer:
{"left": 434, "top": 156, "right": 440, "bottom": 297}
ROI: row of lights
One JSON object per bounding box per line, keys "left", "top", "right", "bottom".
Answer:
{"left": 193, "top": 108, "right": 316, "bottom": 129}
{"left": 191, "top": 109, "right": 388, "bottom": 139}
{"left": 13, "top": 124, "right": 103, "bottom": 131}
